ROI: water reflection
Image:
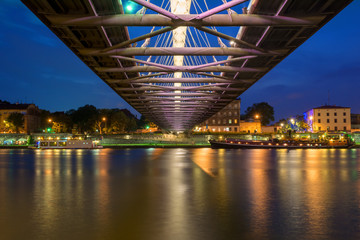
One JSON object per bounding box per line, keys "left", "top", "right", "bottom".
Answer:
{"left": 0, "top": 148, "right": 360, "bottom": 240}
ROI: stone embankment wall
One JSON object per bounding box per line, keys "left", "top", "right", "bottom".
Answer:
{"left": 1, "top": 133, "right": 359, "bottom": 145}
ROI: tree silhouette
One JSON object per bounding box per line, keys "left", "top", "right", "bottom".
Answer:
{"left": 7, "top": 113, "right": 24, "bottom": 133}
{"left": 244, "top": 102, "right": 275, "bottom": 126}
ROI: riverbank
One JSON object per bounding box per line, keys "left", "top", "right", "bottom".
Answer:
{"left": 1, "top": 144, "right": 360, "bottom": 149}
{"left": 0, "top": 143, "right": 211, "bottom": 149}
{"left": 102, "top": 143, "right": 211, "bottom": 148}
{"left": 1, "top": 132, "right": 360, "bottom": 148}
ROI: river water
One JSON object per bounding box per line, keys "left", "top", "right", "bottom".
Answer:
{"left": 0, "top": 148, "right": 360, "bottom": 240}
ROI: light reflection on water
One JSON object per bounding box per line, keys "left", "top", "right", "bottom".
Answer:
{"left": 0, "top": 148, "right": 360, "bottom": 240}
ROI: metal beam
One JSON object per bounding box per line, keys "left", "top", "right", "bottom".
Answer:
{"left": 96, "top": 66, "right": 266, "bottom": 73}
{"left": 196, "top": 0, "right": 249, "bottom": 20}
{"left": 124, "top": 97, "right": 234, "bottom": 102}
{"left": 132, "top": 102, "right": 225, "bottom": 106}
{"left": 112, "top": 55, "right": 255, "bottom": 70}
{"left": 48, "top": 14, "right": 323, "bottom": 27}
{"left": 129, "top": 83, "right": 245, "bottom": 88}
{"left": 136, "top": 105, "right": 223, "bottom": 109}
{"left": 78, "top": 47, "right": 285, "bottom": 56}
{"left": 116, "top": 86, "right": 244, "bottom": 91}
{"left": 196, "top": 26, "right": 265, "bottom": 52}
{"left": 107, "top": 77, "right": 255, "bottom": 84}
{"left": 120, "top": 92, "right": 238, "bottom": 97}
{"left": 112, "top": 55, "right": 176, "bottom": 70}
{"left": 125, "top": 97, "right": 234, "bottom": 102}
{"left": 102, "top": 26, "right": 174, "bottom": 52}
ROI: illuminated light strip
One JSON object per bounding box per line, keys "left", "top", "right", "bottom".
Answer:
{"left": 171, "top": 0, "right": 192, "bottom": 114}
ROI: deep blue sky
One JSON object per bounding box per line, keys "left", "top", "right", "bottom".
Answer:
{"left": 0, "top": 0, "right": 359, "bottom": 121}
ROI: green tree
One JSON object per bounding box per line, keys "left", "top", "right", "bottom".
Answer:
{"left": 109, "top": 111, "right": 128, "bottom": 133}
{"left": 7, "top": 113, "right": 24, "bottom": 133}
{"left": 27, "top": 135, "right": 34, "bottom": 145}
{"left": 39, "top": 109, "right": 51, "bottom": 131}
{"left": 294, "top": 115, "right": 310, "bottom": 132}
{"left": 51, "top": 112, "right": 72, "bottom": 133}
{"left": 69, "top": 105, "right": 98, "bottom": 133}
{"left": 126, "top": 118, "right": 138, "bottom": 132}
{"left": 281, "top": 115, "right": 310, "bottom": 134}
{"left": 244, "top": 102, "right": 274, "bottom": 126}
{"left": 138, "top": 115, "right": 150, "bottom": 129}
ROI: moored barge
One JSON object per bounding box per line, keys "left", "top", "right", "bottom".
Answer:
{"left": 209, "top": 138, "right": 354, "bottom": 149}
{"left": 30, "top": 139, "right": 103, "bottom": 149}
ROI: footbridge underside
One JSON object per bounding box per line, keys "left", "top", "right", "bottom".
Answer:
{"left": 22, "top": 0, "right": 353, "bottom": 131}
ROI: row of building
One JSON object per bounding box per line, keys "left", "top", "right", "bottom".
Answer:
{"left": 0, "top": 103, "right": 41, "bottom": 133}
{"left": 197, "top": 99, "right": 360, "bottom": 133}
{"left": 1, "top": 100, "right": 359, "bottom": 134}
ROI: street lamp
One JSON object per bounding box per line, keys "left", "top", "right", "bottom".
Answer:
{"left": 48, "top": 118, "right": 52, "bottom": 123}
{"left": 255, "top": 114, "right": 259, "bottom": 119}
{"left": 309, "top": 116, "right": 314, "bottom": 132}
{"left": 102, "top": 117, "right": 107, "bottom": 134}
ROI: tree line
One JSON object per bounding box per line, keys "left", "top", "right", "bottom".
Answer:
{"left": 2, "top": 102, "right": 152, "bottom": 134}
{"left": 42, "top": 105, "right": 153, "bottom": 134}
{"left": 3, "top": 100, "right": 280, "bottom": 133}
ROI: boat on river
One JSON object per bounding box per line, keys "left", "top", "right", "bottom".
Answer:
{"left": 30, "top": 139, "right": 103, "bottom": 149}
{"left": 209, "top": 138, "right": 354, "bottom": 149}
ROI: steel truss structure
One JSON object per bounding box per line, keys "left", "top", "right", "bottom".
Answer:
{"left": 22, "top": 0, "right": 353, "bottom": 131}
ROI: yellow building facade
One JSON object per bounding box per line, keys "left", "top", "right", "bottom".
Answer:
{"left": 0, "top": 103, "right": 40, "bottom": 133}
{"left": 305, "top": 105, "right": 351, "bottom": 132}
{"left": 239, "top": 120, "right": 262, "bottom": 133}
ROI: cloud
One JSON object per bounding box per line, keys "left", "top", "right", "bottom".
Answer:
{"left": 286, "top": 92, "right": 304, "bottom": 100}
{"left": 1, "top": 21, "right": 36, "bottom": 33}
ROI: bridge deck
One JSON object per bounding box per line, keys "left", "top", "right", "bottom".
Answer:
{"left": 22, "top": 0, "right": 353, "bottom": 131}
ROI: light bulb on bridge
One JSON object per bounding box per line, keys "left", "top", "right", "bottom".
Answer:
{"left": 126, "top": 5, "right": 133, "bottom": 12}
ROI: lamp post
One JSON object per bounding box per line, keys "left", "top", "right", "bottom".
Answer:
{"left": 102, "top": 117, "right": 107, "bottom": 134}
{"left": 47, "top": 118, "right": 52, "bottom": 133}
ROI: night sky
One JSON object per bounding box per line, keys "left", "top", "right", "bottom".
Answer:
{"left": 1, "top": 0, "right": 359, "bottom": 121}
